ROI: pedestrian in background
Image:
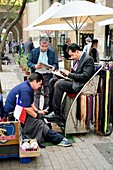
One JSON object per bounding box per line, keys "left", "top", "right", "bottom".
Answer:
{"left": 62, "top": 38, "right": 71, "bottom": 70}
{"left": 83, "top": 37, "right": 92, "bottom": 55}
{"left": 18, "top": 39, "right": 24, "bottom": 56}
{"left": 24, "top": 37, "right": 34, "bottom": 55}
{"left": 48, "top": 37, "right": 59, "bottom": 69}
{"left": 89, "top": 39, "right": 99, "bottom": 63}
{"left": 5, "top": 41, "right": 9, "bottom": 55}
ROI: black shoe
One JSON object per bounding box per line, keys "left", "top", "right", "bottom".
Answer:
{"left": 43, "top": 111, "right": 60, "bottom": 121}
{"left": 46, "top": 123, "right": 52, "bottom": 129}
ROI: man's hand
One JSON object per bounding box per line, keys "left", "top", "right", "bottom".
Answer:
{"left": 50, "top": 66, "right": 55, "bottom": 71}
{"left": 35, "top": 64, "right": 42, "bottom": 69}
{"left": 60, "top": 69, "right": 70, "bottom": 77}
{"left": 38, "top": 109, "right": 48, "bottom": 115}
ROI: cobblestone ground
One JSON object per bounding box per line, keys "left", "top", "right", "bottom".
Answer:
{"left": 0, "top": 54, "right": 113, "bottom": 170}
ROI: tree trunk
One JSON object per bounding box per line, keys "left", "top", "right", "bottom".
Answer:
{"left": 0, "top": 0, "right": 27, "bottom": 72}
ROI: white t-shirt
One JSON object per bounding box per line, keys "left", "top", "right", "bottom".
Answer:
{"left": 83, "top": 42, "right": 92, "bottom": 55}
{"left": 36, "top": 51, "right": 49, "bottom": 74}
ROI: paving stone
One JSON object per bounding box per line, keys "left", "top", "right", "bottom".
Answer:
{"left": 77, "top": 151, "right": 87, "bottom": 159}
{"left": 51, "top": 161, "right": 61, "bottom": 169}
{"left": 87, "top": 166, "right": 96, "bottom": 170}
{"left": 76, "top": 162, "right": 87, "bottom": 170}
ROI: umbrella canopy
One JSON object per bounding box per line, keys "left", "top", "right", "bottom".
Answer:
{"left": 24, "top": 2, "right": 63, "bottom": 31}
{"left": 33, "top": 1, "right": 113, "bottom": 43}
{"left": 34, "top": 1, "right": 113, "bottom": 31}
{"left": 98, "top": 18, "right": 113, "bottom": 26}
{"left": 24, "top": 23, "right": 74, "bottom": 31}
{"left": 24, "top": 23, "right": 94, "bottom": 31}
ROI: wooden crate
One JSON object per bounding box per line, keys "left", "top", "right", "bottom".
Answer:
{"left": 20, "top": 149, "right": 40, "bottom": 158}
{"left": 19, "top": 139, "right": 40, "bottom": 158}
{"left": 0, "top": 121, "right": 19, "bottom": 146}
{"left": 0, "top": 121, "right": 19, "bottom": 158}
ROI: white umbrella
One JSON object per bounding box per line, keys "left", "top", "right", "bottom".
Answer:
{"left": 33, "top": 1, "right": 113, "bottom": 42}
{"left": 98, "top": 18, "right": 113, "bottom": 26}
{"left": 24, "top": 2, "right": 63, "bottom": 31}
{"left": 24, "top": 23, "right": 74, "bottom": 31}
{"left": 35, "top": 1, "right": 113, "bottom": 27}
{"left": 24, "top": 23, "right": 94, "bottom": 31}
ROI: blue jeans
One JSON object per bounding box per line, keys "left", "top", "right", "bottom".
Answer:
{"left": 45, "top": 129, "right": 63, "bottom": 145}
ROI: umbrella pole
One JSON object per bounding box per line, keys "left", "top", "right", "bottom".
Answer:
{"left": 75, "top": 29, "right": 78, "bottom": 44}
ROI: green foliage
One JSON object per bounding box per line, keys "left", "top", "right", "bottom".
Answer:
{"left": 27, "top": 0, "right": 37, "bottom": 2}
{"left": 10, "top": 13, "right": 18, "bottom": 19}
{"left": 15, "top": 53, "right": 20, "bottom": 64}
{"left": 0, "top": 0, "right": 22, "bottom": 6}
{"left": 14, "top": 53, "right": 30, "bottom": 71}
{"left": 20, "top": 53, "right": 30, "bottom": 71}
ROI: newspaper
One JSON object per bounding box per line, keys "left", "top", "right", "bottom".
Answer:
{"left": 52, "top": 70, "right": 71, "bottom": 80}
{"left": 35, "top": 62, "right": 53, "bottom": 74}
{"left": 39, "top": 62, "right": 53, "bottom": 69}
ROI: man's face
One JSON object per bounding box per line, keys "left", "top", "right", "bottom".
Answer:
{"left": 33, "top": 80, "right": 42, "bottom": 90}
{"left": 40, "top": 43, "right": 48, "bottom": 52}
{"left": 68, "top": 49, "right": 79, "bottom": 60}
{"left": 85, "top": 40, "right": 89, "bottom": 45}
{"left": 67, "top": 39, "right": 71, "bottom": 45}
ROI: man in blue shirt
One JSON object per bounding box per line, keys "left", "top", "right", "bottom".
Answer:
{"left": 1, "top": 73, "right": 72, "bottom": 147}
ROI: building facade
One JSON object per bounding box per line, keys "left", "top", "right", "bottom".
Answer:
{"left": 22, "top": 0, "right": 113, "bottom": 57}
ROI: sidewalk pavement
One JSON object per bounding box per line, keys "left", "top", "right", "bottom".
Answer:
{"left": 0, "top": 54, "right": 113, "bottom": 170}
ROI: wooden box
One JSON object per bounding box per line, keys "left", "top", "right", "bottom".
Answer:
{"left": 0, "top": 121, "right": 19, "bottom": 158}
{"left": 19, "top": 139, "right": 40, "bottom": 158}
{"left": 0, "top": 121, "right": 19, "bottom": 146}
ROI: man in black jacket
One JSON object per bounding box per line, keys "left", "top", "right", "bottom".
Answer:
{"left": 45, "top": 43, "right": 94, "bottom": 120}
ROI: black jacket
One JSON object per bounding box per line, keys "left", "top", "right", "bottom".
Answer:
{"left": 68, "top": 52, "right": 95, "bottom": 91}
{"left": 28, "top": 47, "right": 58, "bottom": 73}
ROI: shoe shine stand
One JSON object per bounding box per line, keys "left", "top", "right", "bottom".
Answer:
{"left": 60, "top": 63, "right": 104, "bottom": 135}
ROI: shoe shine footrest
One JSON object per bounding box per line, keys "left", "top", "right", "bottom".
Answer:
{"left": 19, "top": 139, "right": 40, "bottom": 158}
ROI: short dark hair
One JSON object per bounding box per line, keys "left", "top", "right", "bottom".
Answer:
{"left": 28, "top": 73, "right": 43, "bottom": 83}
{"left": 92, "top": 39, "right": 98, "bottom": 44}
{"left": 68, "top": 43, "right": 80, "bottom": 52}
{"left": 39, "top": 36, "right": 49, "bottom": 44}
{"left": 28, "top": 37, "right": 32, "bottom": 41}
{"left": 66, "top": 38, "right": 70, "bottom": 43}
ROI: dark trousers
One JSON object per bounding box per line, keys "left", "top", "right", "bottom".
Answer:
{"left": 34, "top": 74, "right": 49, "bottom": 109}
{"left": 45, "top": 129, "right": 63, "bottom": 144}
{"left": 49, "top": 78, "right": 76, "bottom": 115}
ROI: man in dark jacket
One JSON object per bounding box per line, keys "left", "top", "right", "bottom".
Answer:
{"left": 28, "top": 37, "right": 58, "bottom": 110}
{"left": 24, "top": 37, "right": 34, "bottom": 55}
{"left": 45, "top": 43, "right": 95, "bottom": 120}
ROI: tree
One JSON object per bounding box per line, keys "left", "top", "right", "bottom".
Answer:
{"left": 0, "top": 0, "right": 27, "bottom": 71}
